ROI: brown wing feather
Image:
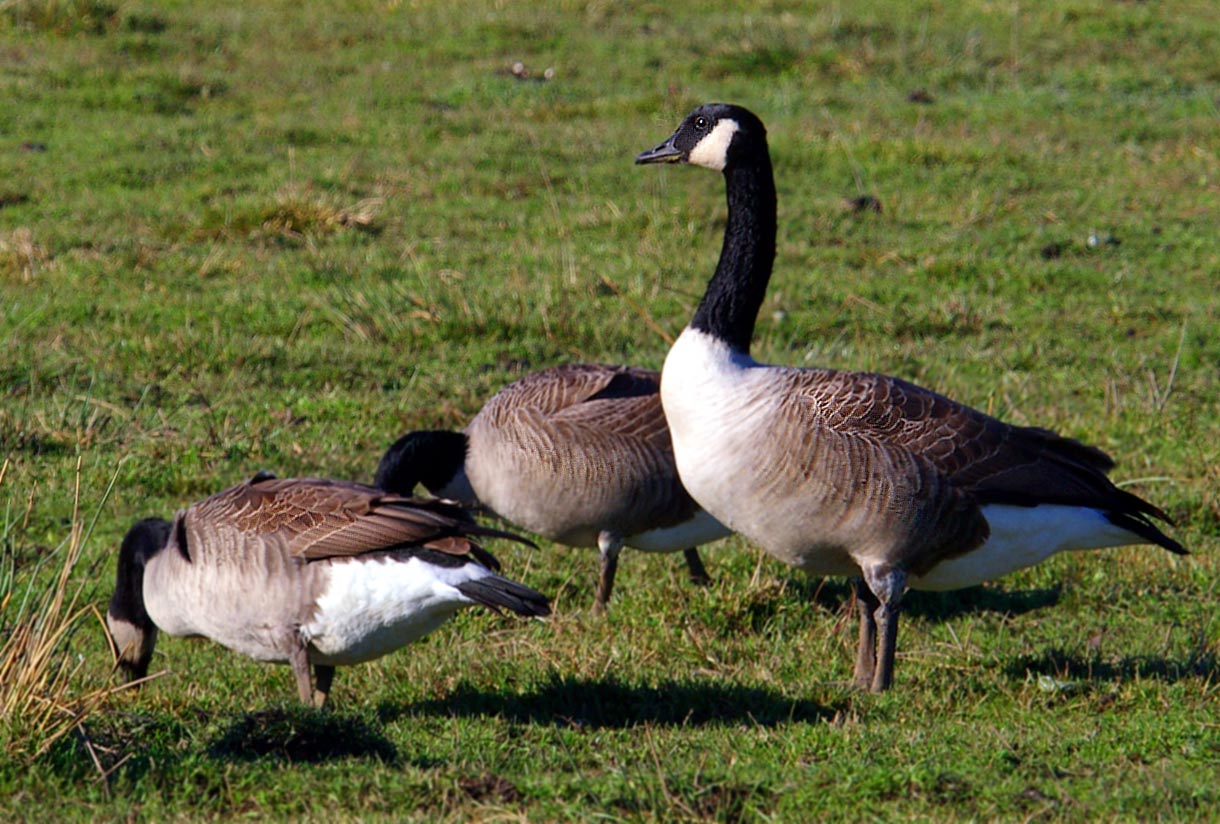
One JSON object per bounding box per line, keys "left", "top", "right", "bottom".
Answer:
{"left": 480, "top": 364, "right": 665, "bottom": 436}
{"left": 192, "top": 475, "right": 530, "bottom": 568}
{"left": 760, "top": 378, "right": 989, "bottom": 573}
{"left": 794, "top": 368, "right": 1170, "bottom": 520}
{"left": 507, "top": 366, "right": 675, "bottom": 480}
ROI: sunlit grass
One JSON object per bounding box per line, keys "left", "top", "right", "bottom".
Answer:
{"left": 0, "top": 0, "right": 1216, "bottom": 819}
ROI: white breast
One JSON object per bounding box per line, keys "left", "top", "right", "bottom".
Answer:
{"left": 661, "top": 329, "right": 784, "bottom": 534}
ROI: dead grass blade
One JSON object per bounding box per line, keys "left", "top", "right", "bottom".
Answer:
{"left": 597, "top": 276, "right": 675, "bottom": 345}
{"left": 0, "top": 457, "right": 131, "bottom": 761}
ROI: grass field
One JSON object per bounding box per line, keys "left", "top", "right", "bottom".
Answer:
{"left": 2, "top": 0, "right": 1218, "bottom": 820}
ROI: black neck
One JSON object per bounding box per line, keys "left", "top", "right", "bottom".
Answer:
{"left": 108, "top": 518, "right": 169, "bottom": 675}
{"left": 375, "top": 430, "right": 468, "bottom": 496}
{"left": 689, "top": 154, "right": 777, "bottom": 354}
{"left": 109, "top": 518, "right": 168, "bottom": 625}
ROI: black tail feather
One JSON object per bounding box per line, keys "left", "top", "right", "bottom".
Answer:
{"left": 1106, "top": 510, "right": 1188, "bottom": 556}
{"left": 458, "top": 576, "right": 552, "bottom": 618}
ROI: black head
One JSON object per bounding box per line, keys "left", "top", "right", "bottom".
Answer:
{"left": 374, "top": 429, "right": 469, "bottom": 498}
{"left": 635, "top": 103, "right": 768, "bottom": 172}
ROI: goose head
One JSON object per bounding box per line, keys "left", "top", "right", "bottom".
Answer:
{"left": 106, "top": 517, "right": 172, "bottom": 682}
{"left": 374, "top": 429, "right": 475, "bottom": 503}
{"left": 635, "top": 103, "right": 768, "bottom": 172}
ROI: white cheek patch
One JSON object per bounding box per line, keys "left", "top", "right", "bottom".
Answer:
{"left": 688, "top": 119, "right": 740, "bottom": 171}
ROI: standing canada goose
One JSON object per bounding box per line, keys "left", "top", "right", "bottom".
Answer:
{"left": 636, "top": 103, "right": 1185, "bottom": 691}
{"left": 374, "top": 363, "right": 731, "bottom": 612}
{"left": 106, "top": 472, "right": 549, "bottom": 707}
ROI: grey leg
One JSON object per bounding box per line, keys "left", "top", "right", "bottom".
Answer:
{"left": 862, "top": 567, "right": 908, "bottom": 693}
{"left": 683, "top": 548, "right": 712, "bottom": 586}
{"left": 288, "top": 642, "right": 314, "bottom": 706}
{"left": 871, "top": 599, "right": 900, "bottom": 692}
{"left": 852, "top": 578, "right": 879, "bottom": 689}
{"left": 595, "top": 531, "right": 623, "bottom": 613}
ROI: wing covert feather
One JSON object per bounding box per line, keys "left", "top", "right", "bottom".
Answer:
{"left": 187, "top": 475, "right": 529, "bottom": 568}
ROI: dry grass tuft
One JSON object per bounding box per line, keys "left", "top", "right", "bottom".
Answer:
{"left": 194, "top": 189, "right": 384, "bottom": 244}
{"left": 254, "top": 194, "right": 383, "bottom": 240}
{"left": 0, "top": 228, "right": 48, "bottom": 283}
{"left": 0, "top": 0, "right": 118, "bottom": 35}
{"left": 0, "top": 458, "right": 129, "bottom": 762}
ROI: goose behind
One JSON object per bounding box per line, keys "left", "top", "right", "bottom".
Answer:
{"left": 374, "top": 363, "right": 731, "bottom": 611}
{"left": 637, "top": 103, "right": 1185, "bottom": 691}
{"left": 106, "top": 472, "right": 549, "bottom": 707}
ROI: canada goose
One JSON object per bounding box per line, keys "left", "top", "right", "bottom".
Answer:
{"left": 374, "top": 363, "right": 731, "bottom": 611}
{"left": 636, "top": 103, "right": 1185, "bottom": 691}
{"left": 106, "top": 472, "right": 549, "bottom": 707}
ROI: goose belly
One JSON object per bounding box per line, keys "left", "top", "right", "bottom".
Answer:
{"left": 303, "top": 556, "right": 479, "bottom": 665}
{"left": 627, "top": 509, "right": 732, "bottom": 553}
{"left": 912, "top": 504, "right": 1144, "bottom": 591}
{"left": 465, "top": 445, "right": 598, "bottom": 547}
{"left": 467, "top": 437, "right": 704, "bottom": 551}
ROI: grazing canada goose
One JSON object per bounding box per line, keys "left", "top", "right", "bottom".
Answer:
{"left": 106, "top": 472, "right": 549, "bottom": 707}
{"left": 374, "top": 363, "right": 731, "bottom": 611}
{"left": 636, "top": 103, "right": 1185, "bottom": 691}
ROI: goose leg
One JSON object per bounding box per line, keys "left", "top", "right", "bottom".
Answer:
{"left": 595, "top": 531, "right": 623, "bottom": 613}
{"left": 288, "top": 642, "right": 314, "bottom": 706}
{"left": 683, "top": 548, "right": 712, "bottom": 586}
{"left": 863, "top": 567, "right": 908, "bottom": 693}
{"left": 852, "top": 578, "right": 879, "bottom": 689}
{"left": 313, "top": 664, "right": 335, "bottom": 709}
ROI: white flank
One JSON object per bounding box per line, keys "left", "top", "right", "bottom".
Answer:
{"left": 688, "top": 119, "right": 741, "bottom": 171}
{"left": 628, "top": 509, "right": 731, "bottom": 553}
{"left": 912, "top": 503, "right": 1145, "bottom": 591}
{"left": 304, "top": 556, "right": 488, "bottom": 665}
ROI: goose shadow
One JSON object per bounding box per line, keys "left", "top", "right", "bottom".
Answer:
{"left": 207, "top": 706, "right": 404, "bottom": 765}
{"left": 1004, "top": 648, "right": 1219, "bottom": 686}
{"left": 902, "top": 584, "right": 1063, "bottom": 621}
{"left": 57, "top": 706, "right": 408, "bottom": 781}
{"left": 780, "top": 577, "right": 1062, "bottom": 621}
{"left": 386, "top": 676, "right": 838, "bottom": 730}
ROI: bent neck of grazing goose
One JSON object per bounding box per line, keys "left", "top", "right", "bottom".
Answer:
{"left": 689, "top": 151, "right": 777, "bottom": 355}
{"left": 107, "top": 517, "right": 171, "bottom": 679}
{"left": 375, "top": 429, "right": 472, "bottom": 501}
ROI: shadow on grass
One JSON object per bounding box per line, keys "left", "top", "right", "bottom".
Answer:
{"left": 1005, "top": 648, "right": 1219, "bottom": 686}
{"left": 903, "top": 584, "right": 1062, "bottom": 621}
{"left": 779, "top": 577, "right": 1062, "bottom": 621}
{"left": 206, "top": 706, "right": 399, "bottom": 764}
{"left": 392, "top": 676, "right": 838, "bottom": 729}
{"left": 49, "top": 705, "right": 405, "bottom": 782}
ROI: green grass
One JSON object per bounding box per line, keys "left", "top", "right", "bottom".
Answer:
{"left": 1, "top": 0, "right": 1218, "bottom": 819}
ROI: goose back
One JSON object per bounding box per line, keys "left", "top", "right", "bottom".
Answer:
{"left": 464, "top": 363, "right": 706, "bottom": 548}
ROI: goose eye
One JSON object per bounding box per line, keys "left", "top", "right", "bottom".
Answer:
{"left": 694, "top": 116, "right": 709, "bottom": 130}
